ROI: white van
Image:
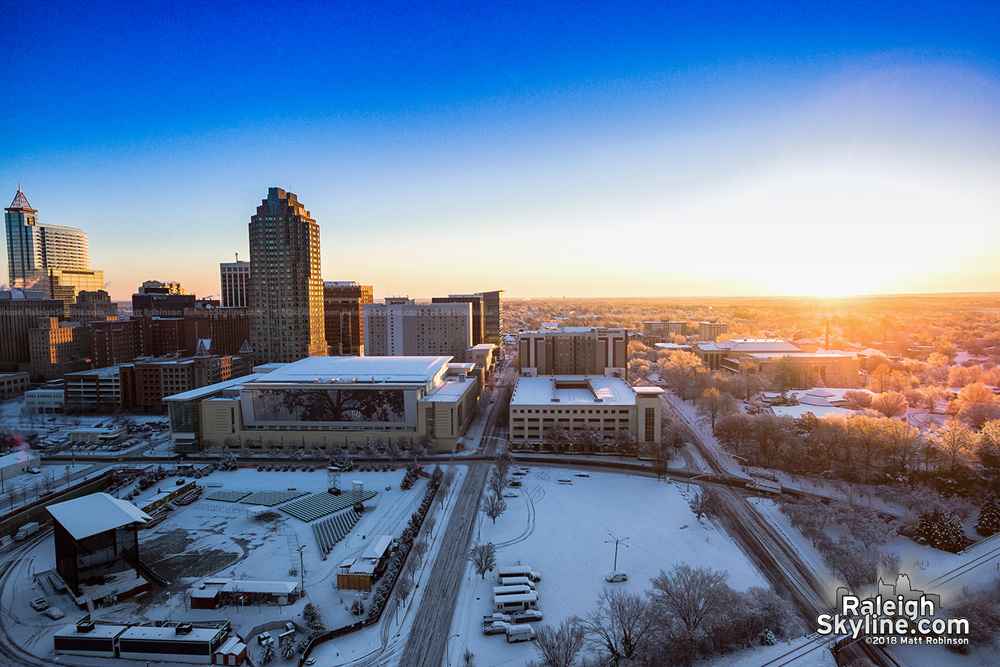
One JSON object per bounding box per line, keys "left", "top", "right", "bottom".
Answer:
{"left": 498, "top": 565, "right": 541, "bottom": 582}
{"left": 506, "top": 624, "right": 536, "bottom": 643}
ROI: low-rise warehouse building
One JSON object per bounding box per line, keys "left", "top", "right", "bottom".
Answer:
{"left": 509, "top": 376, "right": 663, "bottom": 446}
{"left": 0, "top": 450, "right": 40, "bottom": 480}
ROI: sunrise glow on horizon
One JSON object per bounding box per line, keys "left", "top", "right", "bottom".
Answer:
{"left": 3, "top": 2, "right": 998, "bottom": 301}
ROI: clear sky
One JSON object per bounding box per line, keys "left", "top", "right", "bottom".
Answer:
{"left": 3, "top": 1, "right": 998, "bottom": 300}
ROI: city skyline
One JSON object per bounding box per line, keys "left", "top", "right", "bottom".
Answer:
{"left": 3, "top": 2, "right": 998, "bottom": 300}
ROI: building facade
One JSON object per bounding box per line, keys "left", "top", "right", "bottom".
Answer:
{"left": 478, "top": 290, "right": 504, "bottom": 345}
{"left": 70, "top": 290, "right": 117, "bottom": 322}
{"left": 5, "top": 188, "right": 90, "bottom": 294}
{"left": 0, "top": 292, "right": 65, "bottom": 371}
{"left": 509, "top": 376, "right": 662, "bottom": 445}
{"left": 517, "top": 327, "right": 628, "bottom": 379}
{"left": 363, "top": 299, "right": 472, "bottom": 358}
{"left": 220, "top": 260, "right": 250, "bottom": 308}
{"left": 248, "top": 188, "right": 326, "bottom": 364}
{"left": 166, "top": 356, "right": 479, "bottom": 453}
{"left": 431, "top": 294, "right": 484, "bottom": 345}
{"left": 695, "top": 321, "right": 729, "bottom": 342}
{"left": 27, "top": 317, "right": 92, "bottom": 380}
{"left": 323, "top": 281, "right": 373, "bottom": 356}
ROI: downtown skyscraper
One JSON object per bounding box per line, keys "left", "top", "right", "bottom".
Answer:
{"left": 5, "top": 187, "right": 93, "bottom": 294}
{"left": 247, "top": 188, "right": 326, "bottom": 363}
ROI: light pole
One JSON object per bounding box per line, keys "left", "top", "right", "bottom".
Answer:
{"left": 605, "top": 533, "right": 629, "bottom": 571}
{"left": 445, "top": 632, "right": 460, "bottom": 667}
{"left": 296, "top": 545, "right": 306, "bottom": 593}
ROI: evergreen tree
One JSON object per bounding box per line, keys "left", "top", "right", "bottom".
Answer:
{"left": 916, "top": 507, "right": 967, "bottom": 552}
{"left": 975, "top": 496, "right": 1000, "bottom": 537}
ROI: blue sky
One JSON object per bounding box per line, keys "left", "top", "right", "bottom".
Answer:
{"left": 3, "top": 1, "right": 999, "bottom": 299}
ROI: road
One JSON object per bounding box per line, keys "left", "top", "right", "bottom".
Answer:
{"left": 395, "top": 360, "right": 511, "bottom": 667}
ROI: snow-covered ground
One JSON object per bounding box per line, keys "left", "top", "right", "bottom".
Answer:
{"left": 4, "top": 463, "right": 469, "bottom": 665}
{"left": 446, "top": 467, "right": 770, "bottom": 667}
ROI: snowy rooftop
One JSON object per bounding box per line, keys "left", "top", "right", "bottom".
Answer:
{"left": 119, "top": 625, "right": 225, "bottom": 643}
{"left": 511, "top": 376, "right": 637, "bottom": 406}
{"left": 164, "top": 373, "right": 266, "bottom": 402}
{"left": 697, "top": 339, "right": 800, "bottom": 353}
{"left": 423, "top": 377, "right": 476, "bottom": 402}
{"left": 54, "top": 624, "right": 128, "bottom": 640}
{"left": 47, "top": 493, "right": 150, "bottom": 540}
{"left": 771, "top": 404, "right": 851, "bottom": 419}
{"left": 0, "top": 450, "right": 37, "bottom": 467}
{"left": 363, "top": 535, "right": 393, "bottom": 561}
{"left": 743, "top": 351, "right": 855, "bottom": 359}
{"left": 219, "top": 580, "right": 298, "bottom": 595}
{"left": 246, "top": 356, "right": 452, "bottom": 385}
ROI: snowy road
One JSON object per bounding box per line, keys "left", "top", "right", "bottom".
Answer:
{"left": 396, "top": 462, "right": 489, "bottom": 667}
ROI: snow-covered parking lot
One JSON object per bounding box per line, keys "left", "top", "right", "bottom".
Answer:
{"left": 448, "top": 467, "right": 768, "bottom": 666}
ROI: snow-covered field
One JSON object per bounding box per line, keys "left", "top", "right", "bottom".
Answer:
{"left": 447, "top": 467, "right": 768, "bottom": 667}
{"left": 6, "top": 463, "right": 466, "bottom": 665}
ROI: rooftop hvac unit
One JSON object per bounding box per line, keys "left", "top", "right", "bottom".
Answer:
{"left": 76, "top": 620, "right": 96, "bottom": 633}
{"left": 175, "top": 623, "right": 194, "bottom": 635}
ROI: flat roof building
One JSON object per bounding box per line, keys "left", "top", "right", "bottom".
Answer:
{"left": 166, "top": 356, "right": 480, "bottom": 453}
{"left": 509, "top": 376, "right": 662, "bottom": 446}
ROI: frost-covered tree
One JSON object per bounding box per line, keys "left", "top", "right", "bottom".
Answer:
{"left": 975, "top": 497, "right": 1000, "bottom": 537}
{"left": 916, "top": 507, "right": 967, "bottom": 552}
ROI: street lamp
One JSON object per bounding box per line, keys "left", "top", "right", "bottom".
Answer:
{"left": 445, "top": 633, "right": 461, "bottom": 667}
{"left": 605, "top": 533, "right": 629, "bottom": 571}
{"left": 296, "top": 545, "right": 306, "bottom": 592}
{"left": 685, "top": 474, "right": 712, "bottom": 492}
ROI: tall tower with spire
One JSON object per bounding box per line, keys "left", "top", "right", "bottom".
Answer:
{"left": 247, "top": 187, "right": 326, "bottom": 363}
{"left": 4, "top": 186, "right": 102, "bottom": 305}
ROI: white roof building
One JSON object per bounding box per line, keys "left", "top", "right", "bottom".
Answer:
{"left": 47, "top": 493, "right": 150, "bottom": 540}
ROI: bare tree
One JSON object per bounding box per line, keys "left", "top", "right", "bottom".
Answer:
{"left": 461, "top": 649, "right": 476, "bottom": 667}
{"left": 581, "top": 589, "right": 659, "bottom": 665}
{"left": 468, "top": 542, "right": 496, "bottom": 579}
{"left": 412, "top": 537, "right": 429, "bottom": 562}
{"left": 482, "top": 493, "right": 507, "bottom": 524}
{"left": 649, "top": 564, "right": 730, "bottom": 635}
{"left": 533, "top": 618, "right": 586, "bottom": 667}
{"left": 423, "top": 516, "right": 436, "bottom": 536}
{"left": 697, "top": 387, "right": 738, "bottom": 432}
{"left": 688, "top": 486, "right": 726, "bottom": 522}
{"left": 488, "top": 468, "right": 507, "bottom": 498}
{"left": 395, "top": 573, "right": 414, "bottom": 606}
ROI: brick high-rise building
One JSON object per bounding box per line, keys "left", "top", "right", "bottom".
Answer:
{"left": 517, "top": 327, "right": 628, "bottom": 379}
{"left": 27, "top": 317, "right": 91, "bottom": 380}
{"left": 70, "top": 290, "right": 118, "bottom": 323}
{"left": 323, "top": 281, "right": 372, "bottom": 356}
{"left": 90, "top": 319, "right": 137, "bottom": 368}
{"left": 0, "top": 292, "right": 64, "bottom": 371}
{"left": 183, "top": 306, "right": 251, "bottom": 357}
{"left": 248, "top": 188, "right": 326, "bottom": 364}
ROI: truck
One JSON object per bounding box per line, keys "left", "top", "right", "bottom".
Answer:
{"left": 493, "top": 584, "right": 533, "bottom": 598}
{"left": 15, "top": 522, "right": 39, "bottom": 541}
{"left": 746, "top": 479, "right": 782, "bottom": 494}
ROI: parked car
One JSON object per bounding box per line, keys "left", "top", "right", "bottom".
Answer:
{"left": 605, "top": 571, "right": 628, "bottom": 583}
{"left": 30, "top": 598, "right": 49, "bottom": 611}
{"left": 43, "top": 607, "right": 65, "bottom": 620}
{"left": 503, "top": 492, "right": 518, "bottom": 498}
{"left": 513, "top": 610, "right": 543, "bottom": 624}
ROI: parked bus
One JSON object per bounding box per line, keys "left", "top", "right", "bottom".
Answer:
{"left": 497, "top": 565, "right": 541, "bottom": 582}
{"left": 492, "top": 584, "right": 533, "bottom": 598}
{"left": 493, "top": 592, "right": 539, "bottom": 614}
